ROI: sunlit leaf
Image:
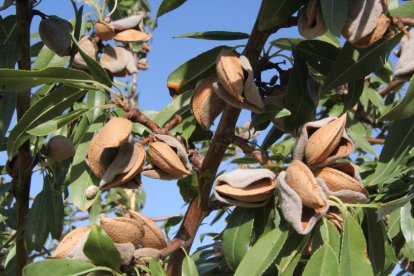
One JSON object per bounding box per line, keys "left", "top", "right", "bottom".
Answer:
{"left": 320, "top": 0, "right": 347, "bottom": 36}
{"left": 381, "top": 75, "right": 414, "bottom": 121}
{"left": 23, "top": 259, "right": 95, "bottom": 276}
{"left": 303, "top": 244, "right": 339, "bottom": 276}
{"left": 157, "top": 0, "right": 187, "bottom": 18}
{"left": 182, "top": 250, "right": 199, "bottom": 276}
{"left": 401, "top": 200, "right": 414, "bottom": 251}
{"left": 174, "top": 31, "right": 249, "bottom": 40}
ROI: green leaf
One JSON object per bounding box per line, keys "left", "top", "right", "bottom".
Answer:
{"left": 174, "top": 31, "right": 249, "bottom": 40}
{"left": 33, "top": 44, "right": 69, "bottom": 69}
{"left": 303, "top": 244, "right": 339, "bottom": 276}
{"left": 7, "top": 86, "right": 86, "bottom": 158}
{"left": 83, "top": 225, "right": 122, "bottom": 271}
{"left": 0, "top": 67, "right": 98, "bottom": 92}
{"left": 276, "top": 232, "right": 310, "bottom": 274}
{"left": 380, "top": 75, "right": 414, "bottom": 121}
{"left": 363, "top": 209, "right": 385, "bottom": 274}
{"left": 323, "top": 220, "right": 341, "bottom": 257}
{"left": 67, "top": 116, "right": 103, "bottom": 211}
{"left": 258, "top": 0, "right": 305, "bottom": 31}
{"left": 223, "top": 207, "right": 255, "bottom": 271}
{"left": 177, "top": 172, "right": 198, "bottom": 203}
{"left": 284, "top": 48, "right": 316, "bottom": 131}
{"left": 149, "top": 258, "right": 167, "bottom": 276}
{"left": 401, "top": 200, "right": 414, "bottom": 251}
{"left": 23, "top": 259, "right": 95, "bottom": 276}
{"left": 24, "top": 191, "right": 49, "bottom": 251}
{"left": 322, "top": 34, "right": 403, "bottom": 93}
{"left": 368, "top": 115, "right": 414, "bottom": 188}
{"left": 390, "top": 1, "right": 414, "bottom": 17}
{"left": 339, "top": 216, "right": 373, "bottom": 276}
{"left": 251, "top": 106, "right": 290, "bottom": 130}
{"left": 182, "top": 250, "right": 199, "bottom": 276}
{"left": 71, "top": 36, "right": 112, "bottom": 87}
{"left": 27, "top": 109, "right": 89, "bottom": 136}
{"left": 86, "top": 90, "right": 106, "bottom": 123}
{"left": 43, "top": 180, "right": 64, "bottom": 240}
{"left": 344, "top": 79, "right": 364, "bottom": 111}
{"left": 157, "top": 0, "right": 187, "bottom": 18}
{"left": 378, "top": 193, "right": 414, "bottom": 219}
{"left": 270, "top": 38, "right": 303, "bottom": 50}
{"left": 320, "top": 0, "right": 347, "bottom": 36}
{"left": 0, "top": 0, "right": 13, "bottom": 11}
{"left": 153, "top": 90, "right": 192, "bottom": 126}
{"left": 0, "top": 42, "right": 21, "bottom": 68}
{"left": 347, "top": 128, "right": 376, "bottom": 155}
{"left": 297, "top": 40, "right": 339, "bottom": 75}
{"left": 234, "top": 225, "right": 290, "bottom": 276}
{"left": 167, "top": 46, "right": 230, "bottom": 94}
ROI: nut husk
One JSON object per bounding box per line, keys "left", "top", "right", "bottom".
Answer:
{"left": 100, "top": 217, "right": 145, "bottom": 245}
{"left": 39, "top": 16, "right": 73, "bottom": 57}
{"left": 100, "top": 143, "right": 146, "bottom": 190}
{"left": 148, "top": 141, "right": 191, "bottom": 178}
{"left": 46, "top": 135, "right": 75, "bottom": 161}
{"left": 110, "top": 14, "right": 145, "bottom": 32}
{"left": 395, "top": 29, "right": 414, "bottom": 79}
{"left": 73, "top": 36, "right": 97, "bottom": 69}
{"left": 100, "top": 45, "right": 138, "bottom": 76}
{"left": 216, "top": 49, "right": 245, "bottom": 101}
{"left": 213, "top": 168, "right": 276, "bottom": 207}
{"left": 141, "top": 165, "right": 178, "bottom": 180}
{"left": 342, "top": 0, "right": 385, "bottom": 44}
{"left": 277, "top": 171, "right": 328, "bottom": 235}
{"left": 128, "top": 210, "right": 167, "bottom": 249}
{"left": 304, "top": 114, "right": 347, "bottom": 166}
{"left": 87, "top": 117, "right": 132, "bottom": 178}
{"left": 52, "top": 226, "right": 90, "bottom": 259}
{"left": 352, "top": 14, "right": 390, "bottom": 48}
{"left": 94, "top": 20, "right": 115, "bottom": 41}
{"left": 297, "top": 0, "right": 327, "bottom": 39}
{"left": 191, "top": 75, "right": 225, "bottom": 130}
{"left": 285, "top": 160, "right": 326, "bottom": 210}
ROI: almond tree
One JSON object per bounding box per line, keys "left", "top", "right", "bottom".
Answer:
{"left": 1, "top": 0, "right": 414, "bottom": 275}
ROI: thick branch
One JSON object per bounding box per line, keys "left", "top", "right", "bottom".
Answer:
{"left": 166, "top": 9, "right": 278, "bottom": 276}
{"left": 14, "top": 0, "right": 33, "bottom": 275}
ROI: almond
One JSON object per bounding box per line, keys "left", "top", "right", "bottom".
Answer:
{"left": 100, "top": 217, "right": 144, "bottom": 245}
{"left": 128, "top": 210, "right": 167, "bottom": 249}
{"left": 94, "top": 20, "right": 115, "bottom": 41}
{"left": 216, "top": 49, "right": 244, "bottom": 101}
{"left": 52, "top": 226, "right": 90, "bottom": 259}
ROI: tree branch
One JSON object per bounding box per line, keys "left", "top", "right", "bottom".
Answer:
{"left": 378, "top": 79, "right": 405, "bottom": 96}
{"left": 165, "top": 8, "right": 283, "bottom": 276}
{"left": 14, "top": 0, "right": 33, "bottom": 275}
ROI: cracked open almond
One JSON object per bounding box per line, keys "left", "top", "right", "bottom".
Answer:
{"left": 100, "top": 217, "right": 145, "bottom": 245}
{"left": 352, "top": 14, "right": 390, "bottom": 48}
{"left": 215, "top": 179, "right": 276, "bottom": 203}
{"left": 52, "top": 226, "right": 90, "bottom": 259}
{"left": 285, "top": 160, "right": 326, "bottom": 210}
{"left": 73, "top": 36, "right": 97, "bottom": 69}
{"left": 191, "top": 75, "right": 225, "bottom": 130}
{"left": 113, "top": 29, "right": 152, "bottom": 42}
{"left": 94, "top": 20, "right": 115, "bottom": 41}
{"left": 148, "top": 141, "right": 191, "bottom": 178}
{"left": 100, "top": 45, "right": 137, "bottom": 76}
{"left": 305, "top": 114, "right": 347, "bottom": 166}
{"left": 128, "top": 210, "right": 167, "bottom": 249}
{"left": 87, "top": 117, "right": 132, "bottom": 178}
{"left": 216, "top": 49, "right": 245, "bottom": 101}
{"left": 297, "top": 0, "right": 327, "bottom": 39}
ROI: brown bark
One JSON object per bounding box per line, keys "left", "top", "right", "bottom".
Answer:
{"left": 14, "top": 0, "right": 33, "bottom": 275}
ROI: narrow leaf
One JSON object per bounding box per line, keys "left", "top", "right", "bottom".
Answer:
{"left": 182, "top": 251, "right": 199, "bottom": 276}
{"left": 33, "top": 44, "right": 69, "bottom": 69}
{"left": 320, "top": 0, "right": 347, "bottom": 36}
{"left": 380, "top": 75, "right": 414, "bottom": 121}
{"left": 23, "top": 259, "right": 95, "bottom": 276}
{"left": 401, "top": 200, "right": 414, "bottom": 250}
{"left": 390, "top": 1, "right": 414, "bottom": 17}
{"left": 363, "top": 209, "right": 385, "bottom": 274}
{"left": 270, "top": 38, "right": 303, "bottom": 50}
{"left": 251, "top": 106, "right": 290, "bottom": 130}
{"left": 303, "top": 244, "right": 339, "bottom": 276}
{"left": 223, "top": 207, "right": 255, "bottom": 271}
{"left": 24, "top": 192, "right": 49, "bottom": 251}
{"left": 83, "top": 225, "right": 122, "bottom": 271}
{"left": 339, "top": 216, "right": 373, "bottom": 276}
{"left": 234, "top": 225, "right": 290, "bottom": 276}
{"left": 322, "top": 34, "right": 402, "bottom": 93}
{"left": 153, "top": 89, "right": 192, "bottom": 126}
{"left": 167, "top": 46, "right": 230, "bottom": 95}
{"left": 43, "top": 180, "right": 64, "bottom": 240}
{"left": 174, "top": 31, "right": 249, "bottom": 40}
{"left": 378, "top": 193, "right": 414, "bottom": 219}
{"left": 258, "top": 0, "right": 305, "bottom": 31}
{"left": 157, "top": 0, "right": 187, "bottom": 18}
{"left": 149, "top": 258, "right": 167, "bottom": 276}
{"left": 344, "top": 79, "right": 364, "bottom": 111}
{"left": 297, "top": 40, "right": 339, "bottom": 75}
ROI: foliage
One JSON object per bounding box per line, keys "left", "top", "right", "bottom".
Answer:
{"left": 1, "top": 0, "right": 414, "bottom": 275}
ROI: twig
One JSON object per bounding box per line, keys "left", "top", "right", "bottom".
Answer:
{"left": 123, "top": 104, "right": 164, "bottom": 133}
{"left": 232, "top": 135, "right": 268, "bottom": 165}
{"left": 163, "top": 115, "right": 182, "bottom": 131}
{"left": 378, "top": 79, "right": 405, "bottom": 96}
{"left": 366, "top": 137, "right": 385, "bottom": 144}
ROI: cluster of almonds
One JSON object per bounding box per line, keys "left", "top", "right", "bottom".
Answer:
{"left": 39, "top": 13, "right": 150, "bottom": 76}
{"left": 277, "top": 114, "right": 369, "bottom": 234}
{"left": 211, "top": 114, "right": 369, "bottom": 235}
{"left": 85, "top": 117, "right": 192, "bottom": 195}
{"left": 191, "top": 49, "right": 265, "bottom": 130}
{"left": 298, "top": 0, "right": 391, "bottom": 49}
{"left": 51, "top": 210, "right": 166, "bottom": 267}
